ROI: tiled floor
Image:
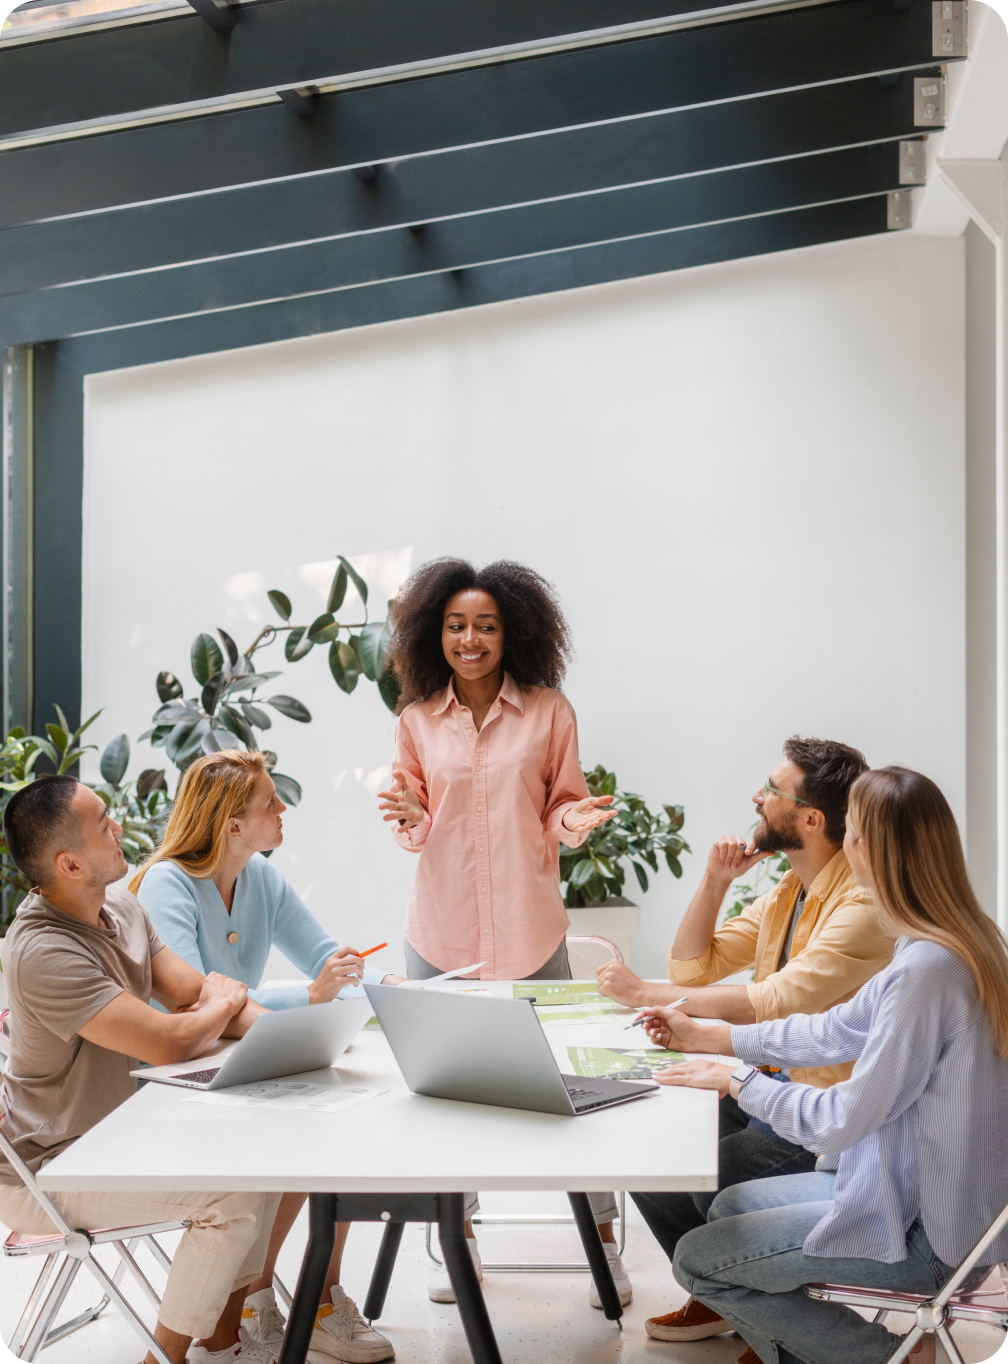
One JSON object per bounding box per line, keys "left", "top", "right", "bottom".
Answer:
{"left": 1, "top": 1190, "right": 1004, "bottom": 1364}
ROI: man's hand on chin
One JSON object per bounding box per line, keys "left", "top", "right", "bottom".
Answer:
{"left": 595, "top": 960, "right": 646, "bottom": 1006}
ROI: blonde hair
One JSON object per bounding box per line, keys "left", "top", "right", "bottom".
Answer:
{"left": 129, "top": 748, "right": 272, "bottom": 892}
{"left": 848, "top": 766, "right": 1008, "bottom": 1058}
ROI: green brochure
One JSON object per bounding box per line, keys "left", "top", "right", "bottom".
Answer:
{"left": 532, "top": 1002, "right": 629, "bottom": 1026}
{"left": 568, "top": 1045, "right": 684, "bottom": 1080}
{"left": 512, "top": 981, "right": 609, "bottom": 1005}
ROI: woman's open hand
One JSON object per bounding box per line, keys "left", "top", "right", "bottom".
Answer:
{"left": 651, "top": 1058, "right": 735, "bottom": 1097}
{"left": 308, "top": 947, "right": 367, "bottom": 1004}
{"left": 562, "top": 795, "right": 618, "bottom": 834}
{"left": 377, "top": 767, "right": 425, "bottom": 829}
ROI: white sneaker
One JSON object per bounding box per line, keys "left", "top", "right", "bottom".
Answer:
{"left": 427, "top": 1236, "right": 482, "bottom": 1303}
{"left": 187, "top": 1328, "right": 279, "bottom": 1363}
{"left": 307, "top": 1285, "right": 394, "bottom": 1361}
{"left": 588, "top": 1245, "right": 633, "bottom": 1309}
{"left": 241, "top": 1287, "right": 286, "bottom": 1350}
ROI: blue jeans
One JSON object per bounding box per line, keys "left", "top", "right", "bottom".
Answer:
{"left": 673, "top": 1173, "right": 963, "bottom": 1364}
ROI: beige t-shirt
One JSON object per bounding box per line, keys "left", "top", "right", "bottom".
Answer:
{"left": 0, "top": 883, "right": 164, "bottom": 1184}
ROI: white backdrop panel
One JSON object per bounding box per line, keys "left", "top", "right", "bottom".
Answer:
{"left": 82, "top": 230, "right": 966, "bottom": 980}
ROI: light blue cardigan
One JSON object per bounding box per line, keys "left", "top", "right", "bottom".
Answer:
{"left": 137, "top": 854, "right": 383, "bottom": 1010}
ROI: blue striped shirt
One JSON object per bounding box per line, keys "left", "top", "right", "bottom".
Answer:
{"left": 731, "top": 936, "right": 1008, "bottom": 1266}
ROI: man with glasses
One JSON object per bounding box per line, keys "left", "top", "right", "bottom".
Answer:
{"left": 596, "top": 737, "right": 895, "bottom": 1346}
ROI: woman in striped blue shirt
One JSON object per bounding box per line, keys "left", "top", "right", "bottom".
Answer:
{"left": 637, "top": 766, "right": 1008, "bottom": 1364}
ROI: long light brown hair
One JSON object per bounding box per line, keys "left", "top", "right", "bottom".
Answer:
{"left": 848, "top": 766, "right": 1008, "bottom": 1057}
{"left": 129, "top": 748, "right": 272, "bottom": 892}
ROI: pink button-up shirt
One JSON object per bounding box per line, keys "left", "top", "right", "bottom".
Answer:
{"left": 392, "top": 673, "right": 591, "bottom": 980}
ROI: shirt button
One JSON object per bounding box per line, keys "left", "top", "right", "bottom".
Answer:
{"left": 484, "top": 927, "right": 489, "bottom": 934}
{"left": 479, "top": 846, "right": 484, "bottom": 853}
{"left": 481, "top": 886, "right": 487, "bottom": 892}
{"left": 476, "top": 765, "right": 482, "bottom": 772}
{"left": 467, "top": 729, "right": 473, "bottom": 734}
{"left": 227, "top": 932, "right": 238, "bottom": 944}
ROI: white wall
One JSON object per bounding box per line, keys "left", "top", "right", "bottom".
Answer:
{"left": 82, "top": 228, "right": 967, "bottom": 979}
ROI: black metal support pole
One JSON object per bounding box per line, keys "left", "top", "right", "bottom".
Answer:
{"left": 437, "top": 1193, "right": 502, "bottom": 1364}
{"left": 362, "top": 1220, "right": 405, "bottom": 1323}
{"left": 277, "top": 1193, "right": 336, "bottom": 1364}
{"left": 568, "top": 1192, "right": 623, "bottom": 1322}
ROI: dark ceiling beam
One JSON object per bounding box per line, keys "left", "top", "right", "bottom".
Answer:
{"left": 0, "top": 143, "right": 903, "bottom": 347}
{"left": 0, "top": 0, "right": 939, "bottom": 226}
{"left": 0, "top": 72, "right": 927, "bottom": 296}
{"left": 53, "top": 196, "right": 889, "bottom": 376}
{"left": 0, "top": 0, "right": 839, "bottom": 140}
{"left": 186, "top": 0, "right": 234, "bottom": 31}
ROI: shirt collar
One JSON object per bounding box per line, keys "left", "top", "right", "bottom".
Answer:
{"left": 807, "top": 847, "right": 856, "bottom": 902}
{"left": 432, "top": 672, "right": 525, "bottom": 717}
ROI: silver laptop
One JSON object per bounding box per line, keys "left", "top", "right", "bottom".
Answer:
{"left": 131, "top": 997, "right": 372, "bottom": 1091}
{"left": 365, "top": 984, "right": 658, "bottom": 1116}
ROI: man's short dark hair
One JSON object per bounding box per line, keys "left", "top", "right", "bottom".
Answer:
{"left": 3, "top": 776, "right": 81, "bottom": 887}
{"left": 783, "top": 736, "right": 868, "bottom": 845}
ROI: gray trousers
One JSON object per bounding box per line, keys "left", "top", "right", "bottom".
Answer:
{"left": 404, "top": 936, "right": 620, "bottom": 1226}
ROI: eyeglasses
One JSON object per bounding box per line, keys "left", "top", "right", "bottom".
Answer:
{"left": 761, "top": 777, "right": 811, "bottom": 807}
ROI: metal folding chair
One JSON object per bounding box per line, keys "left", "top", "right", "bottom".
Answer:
{"left": 0, "top": 1038, "right": 189, "bottom": 1361}
{"left": 426, "top": 939, "right": 628, "bottom": 1275}
{"left": 807, "top": 1201, "right": 1008, "bottom": 1364}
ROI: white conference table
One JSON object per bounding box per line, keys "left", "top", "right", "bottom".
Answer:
{"left": 39, "top": 987, "right": 720, "bottom": 1364}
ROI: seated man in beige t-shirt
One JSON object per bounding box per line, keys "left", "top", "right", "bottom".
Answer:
{"left": 0, "top": 775, "right": 281, "bottom": 1364}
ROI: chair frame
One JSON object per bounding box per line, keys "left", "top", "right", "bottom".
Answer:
{"left": 426, "top": 938, "right": 630, "bottom": 1275}
{"left": 807, "top": 1201, "right": 1008, "bottom": 1364}
{"left": 0, "top": 1118, "right": 188, "bottom": 1362}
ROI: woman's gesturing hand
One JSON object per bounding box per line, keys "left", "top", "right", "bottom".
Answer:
{"left": 561, "top": 795, "right": 618, "bottom": 834}
{"left": 308, "top": 947, "right": 367, "bottom": 1005}
{"left": 651, "top": 1058, "right": 735, "bottom": 1098}
{"left": 377, "top": 766, "right": 425, "bottom": 829}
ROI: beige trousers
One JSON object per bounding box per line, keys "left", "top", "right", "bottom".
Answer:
{"left": 0, "top": 1183, "right": 282, "bottom": 1340}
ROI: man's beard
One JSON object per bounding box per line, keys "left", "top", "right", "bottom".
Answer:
{"left": 87, "top": 848, "right": 127, "bottom": 891}
{"left": 753, "top": 809, "right": 804, "bottom": 854}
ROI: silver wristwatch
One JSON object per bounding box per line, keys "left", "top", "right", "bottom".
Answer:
{"left": 730, "top": 1063, "right": 759, "bottom": 1096}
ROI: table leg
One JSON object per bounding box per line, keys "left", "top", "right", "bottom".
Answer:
{"left": 437, "top": 1193, "right": 503, "bottom": 1364}
{"left": 362, "top": 1220, "right": 405, "bottom": 1323}
{"left": 568, "top": 1192, "right": 623, "bottom": 1322}
{"left": 277, "top": 1193, "right": 336, "bottom": 1364}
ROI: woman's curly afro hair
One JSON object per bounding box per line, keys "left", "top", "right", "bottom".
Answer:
{"left": 387, "top": 558, "right": 573, "bottom": 712}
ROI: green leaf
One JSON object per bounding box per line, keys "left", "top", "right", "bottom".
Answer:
{"left": 54, "top": 705, "right": 70, "bottom": 737}
{"left": 356, "top": 622, "right": 383, "bottom": 681}
{"left": 221, "top": 672, "right": 280, "bottom": 698}
{"left": 570, "top": 859, "right": 597, "bottom": 889}
{"left": 240, "top": 701, "right": 272, "bottom": 731}
{"left": 376, "top": 622, "right": 392, "bottom": 680}
{"left": 46, "top": 723, "right": 68, "bottom": 753}
{"left": 665, "top": 851, "right": 683, "bottom": 878}
{"left": 100, "top": 734, "right": 130, "bottom": 786}
{"left": 307, "top": 612, "right": 340, "bottom": 644}
{"left": 153, "top": 701, "right": 197, "bottom": 725}
{"left": 601, "top": 771, "right": 617, "bottom": 797}
{"left": 663, "top": 804, "right": 685, "bottom": 832}
{"left": 137, "top": 769, "right": 167, "bottom": 799}
{"left": 202, "top": 725, "right": 223, "bottom": 755}
{"left": 271, "top": 772, "right": 302, "bottom": 807}
{"left": 217, "top": 628, "right": 239, "bottom": 668}
{"left": 156, "top": 672, "right": 183, "bottom": 703}
{"left": 202, "top": 670, "right": 226, "bottom": 717}
{"left": 267, "top": 590, "right": 292, "bottom": 621}
{"left": 219, "top": 704, "right": 256, "bottom": 749}
{"left": 191, "top": 633, "right": 223, "bottom": 686}
{"left": 266, "top": 694, "right": 313, "bottom": 723}
{"left": 328, "top": 641, "right": 361, "bottom": 694}
{"left": 166, "top": 718, "right": 200, "bottom": 762}
{"left": 378, "top": 669, "right": 401, "bottom": 713}
{"left": 284, "top": 626, "right": 314, "bottom": 662}
{"left": 326, "top": 563, "right": 348, "bottom": 615}
{"left": 338, "top": 555, "right": 368, "bottom": 606}
{"left": 632, "top": 861, "right": 650, "bottom": 894}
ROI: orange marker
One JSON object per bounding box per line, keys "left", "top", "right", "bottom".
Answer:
{"left": 359, "top": 942, "right": 387, "bottom": 958}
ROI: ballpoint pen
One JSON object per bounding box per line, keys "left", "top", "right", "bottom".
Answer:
{"left": 359, "top": 942, "right": 388, "bottom": 958}
{"left": 624, "top": 996, "right": 688, "bottom": 1029}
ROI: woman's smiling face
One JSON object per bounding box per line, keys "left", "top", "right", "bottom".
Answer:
{"left": 441, "top": 588, "right": 504, "bottom": 683}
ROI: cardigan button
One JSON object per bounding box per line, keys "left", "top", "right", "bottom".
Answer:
{"left": 227, "top": 932, "right": 239, "bottom": 944}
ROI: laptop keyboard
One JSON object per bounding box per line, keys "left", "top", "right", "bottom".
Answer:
{"left": 176, "top": 1067, "right": 221, "bottom": 1085}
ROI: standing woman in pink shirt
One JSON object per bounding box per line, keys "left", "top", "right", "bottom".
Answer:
{"left": 376, "top": 558, "right": 628, "bottom": 1309}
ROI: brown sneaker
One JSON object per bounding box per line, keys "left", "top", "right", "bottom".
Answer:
{"left": 737, "top": 1349, "right": 761, "bottom": 1364}
{"left": 645, "top": 1298, "right": 731, "bottom": 1341}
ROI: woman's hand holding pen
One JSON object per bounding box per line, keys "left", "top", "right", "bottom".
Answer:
{"left": 308, "top": 946, "right": 367, "bottom": 1004}
{"left": 377, "top": 766, "right": 425, "bottom": 829}
{"left": 562, "top": 795, "right": 618, "bottom": 833}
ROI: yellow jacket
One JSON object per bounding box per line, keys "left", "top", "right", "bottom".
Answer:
{"left": 668, "top": 849, "right": 895, "bottom": 1088}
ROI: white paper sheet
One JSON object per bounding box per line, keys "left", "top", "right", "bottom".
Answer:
{"left": 180, "top": 1082, "right": 386, "bottom": 1113}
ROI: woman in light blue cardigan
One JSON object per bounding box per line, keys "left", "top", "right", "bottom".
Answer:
{"left": 133, "top": 748, "right": 399, "bottom": 1363}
